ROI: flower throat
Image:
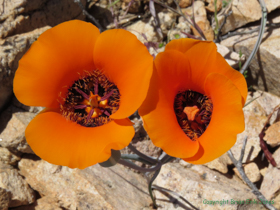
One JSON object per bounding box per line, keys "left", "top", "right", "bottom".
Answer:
{"left": 174, "top": 90, "right": 213, "bottom": 140}
{"left": 60, "top": 70, "right": 120, "bottom": 127}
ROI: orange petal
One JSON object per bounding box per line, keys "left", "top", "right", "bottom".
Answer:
{"left": 14, "top": 20, "right": 100, "bottom": 109}
{"left": 183, "top": 73, "right": 244, "bottom": 164}
{"left": 166, "top": 39, "right": 247, "bottom": 105}
{"left": 25, "top": 109, "right": 134, "bottom": 169}
{"left": 183, "top": 41, "right": 219, "bottom": 94}
{"left": 93, "top": 29, "right": 153, "bottom": 119}
{"left": 183, "top": 41, "right": 247, "bottom": 105}
{"left": 139, "top": 50, "right": 199, "bottom": 158}
{"left": 215, "top": 53, "right": 248, "bottom": 106}
{"left": 165, "top": 38, "right": 211, "bottom": 53}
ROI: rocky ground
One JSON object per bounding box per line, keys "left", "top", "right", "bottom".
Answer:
{"left": 0, "top": 0, "right": 280, "bottom": 209}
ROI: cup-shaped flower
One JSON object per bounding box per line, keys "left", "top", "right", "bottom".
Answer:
{"left": 13, "top": 20, "right": 153, "bottom": 169}
{"left": 139, "top": 38, "right": 247, "bottom": 164}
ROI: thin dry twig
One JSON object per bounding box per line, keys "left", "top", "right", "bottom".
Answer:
{"left": 149, "top": 0, "right": 163, "bottom": 39}
{"left": 215, "top": 10, "right": 232, "bottom": 42}
{"left": 227, "top": 137, "right": 277, "bottom": 210}
{"left": 259, "top": 104, "right": 280, "bottom": 167}
{"left": 221, "top": 22, "right": 280, "bottom": 40}
{"left": 152, "top": 185, "right": 199, "bottom": 210}
{"left": 240, "top": 0, "right": 267, "bottom": 74}
{"left": 153, "top": 0, "right": 206, "bottom": 40}
{"left": 121, "top": 0, "right": 135, "bottom": 18}
{"left": 74, "top": 0, "right": 104, "bottom": 31}
{"left": 174, "top": 0, "right": 206, "bottom": 40}
{"left": 108, "top": 0, "right": 119, "bottom": 28}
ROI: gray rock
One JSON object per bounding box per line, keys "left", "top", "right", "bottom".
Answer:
{"left": 0, "top": 110, "right": 36, "bottom": 154}
{"left": 0, "top": 26, "right": 50, "bottom": 111}
{"left": 231, "top": 92, "right": 267, "bottom": 163}
{"left": 221, "top": 15, "right": 280, "bottom": 97}
{"left": 169, "top": 20, "right": 191, "bottom": 41}
{"left": 264, "top": 121, "right": 280, "bottom": 147}
{"left": 260, "top": 147, "right": 280, "bottom": 200}
{"left": 265, "top": 0, "right": 280, "bottom": 12}
{"left": 217, "top": 0, "right": 262, "bottom": 34}
{"left": 178, "top": 0, "right": 192, "bottom": 8}
{"left": 216, "top": 43, "right": 245, "bottom": 69}
{"left": 126, "top": 10, "right": 180, "bottom": 43}
{"left": 0, "top": 187, "right": 11, "bottom": 210}
{"left": 0, "top": 0, "right": 86, "bottom": 39}
{"left": 204, "top": 153, "right": 232, "bottom": 174}
{"left": 256, "top": 91, "right": 280, "bottom": 124}
{"left": 19, "top": 157, "right": 151, "bottom": 210}
{"left": 233, "top": 162, "right": 261, "bottom": 183}
{"left": 12, "top": 196, "right": 63, "bottom": 210}
{"left": 182, "top": 0, "right": 214, "bottom": 40}
{"left": 230, "top": 91, "right": 280, "bottom": 163}
{"left": 205, "top": 0, "right": 222, "bottom": 13}
{"left": 158, "top": 11, "right": 178, "bottom": 36}
{"left": 126, "top": 19, "right": 160, "bottom": 43}
{"left": 0, "top": 0, "right": 87, "bottom": 111}
{"left": 0, "top": 147, "right": 20, "bottom": 166}
{"left": 216, "top": 0, "right": 280, "bottom": 34}
{"left": 0, "top": 168, "right": 35, "bottom": 207}
{"left": 121, "top": 0, "right": 142, "bottom": 13}
{"left": 154, "top": 163, "right": 265, "bottom": 210}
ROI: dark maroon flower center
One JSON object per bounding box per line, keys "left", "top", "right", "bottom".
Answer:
{"left": 60, "top": 70, "right": 120, "bottom": 127}
{"left": 174, "top": 90, "right": 213, "bottom": 140}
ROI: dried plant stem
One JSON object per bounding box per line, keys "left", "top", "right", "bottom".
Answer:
{"left": 149, "top": 0, "right": 163, "bottom": 39}
{"left": 118, "top": 159, "right": 162, "bottom": 172}
{"left": 152, "top": 185, "right": 199, "bottom": 210}
{"left": 108, "top": 0, "right": 119, "bottom": 28}
{"left": 147, "top": 168, "right": 161, "bottom": 208}
{"left": 145, "top": 152, "right": 174, "bottom": 208}
{"left": 153, "top": 0, "right": 206, "bottom": 40}
{"left": 121, "top": 147, "right": 175, "bottom": 207}
{"left": 128, "top": 144, "right": 158, "bottom": 164}
{"left": 174, "top": 0, "right": 206, "bottom": 40}
{"left": 227, "top": 137, "right": 277, "bottom": 210}
{"left": 215, "top": 11, "right": 232, "bottom": 42}
{"left": 160, "top": 152, "right": 175, "bottom": 164}
{"left": 121, "top": 154, "right": 156, "bottom": 165}
{"left": 240, "top": 0, "right": 267, "bottom": 74}
{"left": 74, "top": 0, "right": 104, "bottom": 31}
{"left": 221, "top": 22, "right": 280, "bottom": 40}
{"left": 259, "top": 104, "right": 280, "bottom": 167}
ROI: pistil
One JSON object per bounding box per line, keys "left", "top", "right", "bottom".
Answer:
{"left": 183, "top": 106, "right": 200, "bottom": 121}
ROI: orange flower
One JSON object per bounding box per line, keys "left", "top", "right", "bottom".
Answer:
{"left": 139, "top": 38, "right": 247, "bottom": 164}
{"left": 13, "top": 20, "right": 153, "bottom": 169}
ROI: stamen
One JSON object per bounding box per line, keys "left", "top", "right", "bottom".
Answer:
{"left": 87, "top": 108, "right": 95, "bottom": 121}
{"left": 74, "top": 104, "right": 88, "bottom": 109}
{"left": 100, "top": 90, "right": 115, "bottom": 101}
{"left": 103, "top": 110, "right": 110, "bottom": 116}
{"left": 74, "top": 87, "right": 89, "bottom": 100}
{"left": 94, "top": 82, "right": 99, "bottom": 95}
